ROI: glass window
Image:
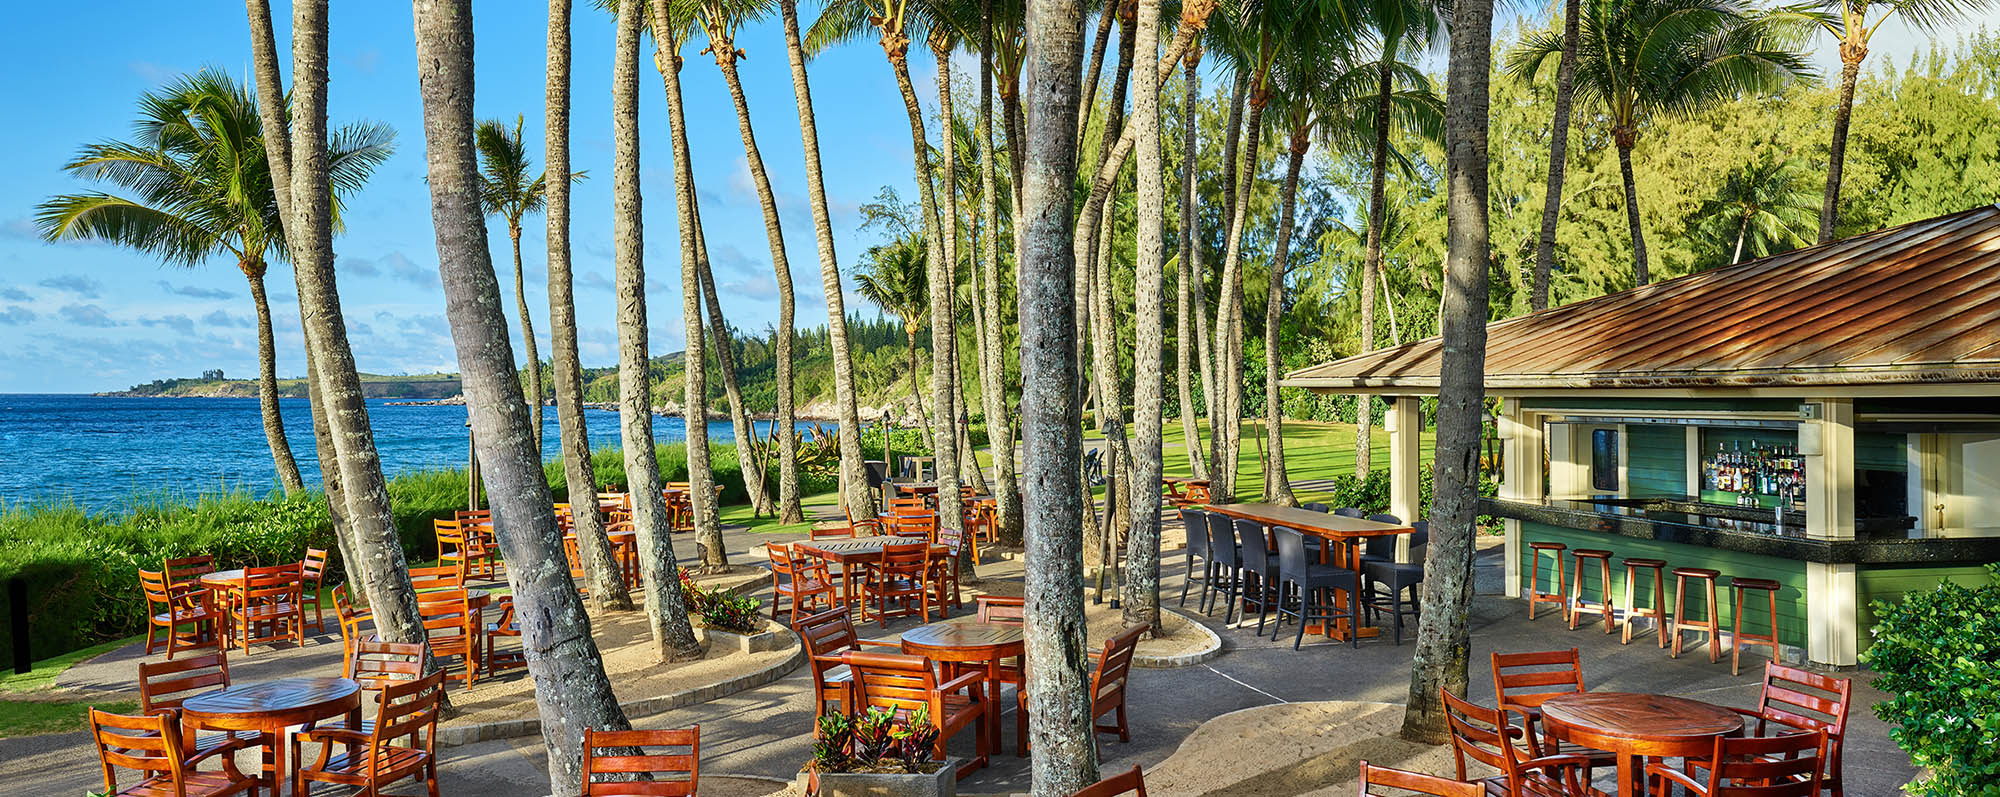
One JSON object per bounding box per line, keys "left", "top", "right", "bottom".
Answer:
{"left": 1591, "top": 429, "right": 1620, "bottom": 491}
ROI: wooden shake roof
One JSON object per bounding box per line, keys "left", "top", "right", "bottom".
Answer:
{"left": 1283, "top": 205, "right": 2000, "bottom": 392}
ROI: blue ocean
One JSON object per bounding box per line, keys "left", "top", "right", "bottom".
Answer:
{"left": 0, "top": 394, "right": 824, "bottom": 511}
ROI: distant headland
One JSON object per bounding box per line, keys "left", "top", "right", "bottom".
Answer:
{"left": 99, "top": 370, "right": 463, "bottom": 400}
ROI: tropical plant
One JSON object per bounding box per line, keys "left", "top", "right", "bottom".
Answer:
{"left": 1530, "top": 0, "right": 1585, "bottom": 311}
{"left": 474, "top": 115, "right": 572, "bottom": 454}
{"left": 35, "top": 69, "right": 393, "bottom": 497}
{"left": 1693, "top": 153, "right": 1818, "bottom": 265}
{"left": 809, "top": 705, "right": 941, "bottom": 774}
{"left": 1863, "top": 565, "right": 2000, "bottom": 797}
{"left": 853, "top": 233, "right": 934, "bottom": 437}
{"left": 1507, "top": 0, "right": 1813, "bottom": 286}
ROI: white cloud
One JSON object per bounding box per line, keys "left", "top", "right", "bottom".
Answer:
{"left": 40, "top": 274, "right": 103, "bottom": 298}
{"left": 59, "top": 304, "right": 119, "bottom": 327}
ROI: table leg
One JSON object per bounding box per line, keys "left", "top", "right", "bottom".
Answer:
{"left": 987, "top": 659, "right": 1004, "bottom": 757}
{"left": 1616, "top": 751, "right": 1639, "bottom": 796}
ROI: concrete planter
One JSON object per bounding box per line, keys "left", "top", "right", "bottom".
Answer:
{"left": 698, "top": 618, "right": 790, "bottom": 654}
{"left": 799, "top": 759, "right": 957, "bottom": 797}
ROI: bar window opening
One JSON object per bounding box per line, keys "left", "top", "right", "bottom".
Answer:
{"left": 1591, "top": 429, "right": 1620, "bottom": 492}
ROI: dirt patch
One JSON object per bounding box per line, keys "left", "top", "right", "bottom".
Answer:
{"left": 697, "top": 775, "right": 791, "bottom": 796}
{"left": 1142, "top": 701, "right": 1459, "bottom": 796}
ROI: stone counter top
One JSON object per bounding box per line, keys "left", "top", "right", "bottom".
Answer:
{"left": 1483, "top": 497, "right": 2000, "bottom": 566}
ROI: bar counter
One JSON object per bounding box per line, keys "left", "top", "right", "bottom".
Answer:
{"left": 1483, "top": 497, "right": 2000, "bottom": 566}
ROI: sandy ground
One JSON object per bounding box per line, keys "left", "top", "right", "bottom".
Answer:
{"left": 1145, "top": 701, "right": 1458, "bottom": 796}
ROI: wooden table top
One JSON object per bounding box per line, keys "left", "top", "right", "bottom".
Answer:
{"left": 1162, "top": 476, "right": 1210, "bottom": 485}
{"left": 181, "top": 677, "right": 360, "bottom": 729}
{"left": 1540, "top": 692, "right": 1743, "bottom": 746}
{"left": 901, "top": 620, "right": 1025, "bottom": 658}
{"left": 198, "top": 568, "right": 301, "bottom": 589}
{"left": 1204, "top": 503, "right": 1413, "bottom": 538}
{"left": 797, "top": 536, "right": 943, "bottom": 560}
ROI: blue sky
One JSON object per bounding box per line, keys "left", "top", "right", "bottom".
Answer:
{"left": 0, "top": 3, "right": 1989, "bottom": 393}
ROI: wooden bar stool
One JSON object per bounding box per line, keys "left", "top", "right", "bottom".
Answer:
{"left": 1527, "top": 542, "right": 1568, "bottom": 621}
{"left": 1567, "top": 549, "right": 1615, "bottom": 633}
{"left": 1671, "top": 567, "right": 1723, "bottom": 662}
{"left": 1620, "top": 557, "right": 1669, "bottom": 647}
{"left": 1730, "top": 577, "right": 1782, "bottom": 676}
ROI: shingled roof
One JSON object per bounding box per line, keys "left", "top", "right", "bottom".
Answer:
{"left": 1282, "top": 205, "right": 2000, "bottom": 392}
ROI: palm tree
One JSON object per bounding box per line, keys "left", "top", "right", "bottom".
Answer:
{"left": 1175, "top": 48, "right": 1209, "bottom": 480}
{"left": 1402, "top": 0, "right": 1494, "bottom": 746}
{"left": 1810, "top": 0, "right": 1994, "bottom": 243}
{"left": 1124, "top": 0, "right": 1168, "bottom": 632}
{"left": 1696, "top": 153, "right": 1817, "bottom": 264}
{"left": 410, "top": 4, "right": 632, "bottom": 791}
{"left": 35, "top": 70, "right": 391, "bottom": 497}
{"left": 1507, "top": 0, "right": 1812, "bottom": 286}
{"left": 778, "top": 0, "right": 877, "bottom": 522}
{"left": 547, "top": 0, "right": 632, "bottom": 610}
{"left": 853, "top": 234, "right": 933, "bottom": 438}
{"left": 693, "top": 0, "right": 805, "bottom": 523}
{"left": 974, "top": 0, "right": 1025, "bottom": 546}
{"left": 473, "top": 115, "right": 556, "bottom": 454}
{"left": 1531, "top": 0, "right": 1584, "bottom": 311}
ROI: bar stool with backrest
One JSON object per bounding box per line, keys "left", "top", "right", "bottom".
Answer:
{"left": 1646, "top": 729, "right": 1826, "bottom": 797}
{"left": 1177, "top": 508, "right": 1211, "bottom": 607}
{"left": 1362, "top": 522, "right": 1429, "bottom": 645}
{"left": 1621, "top": 557, "right": 1669, "bottom": 647}
{"left": 1440, "top": 689, "right": 1594, "bottom": 797}
{"left": 1270, "top": 527, "right": 1360, "bottom": 650}
{"left": 1526, "top": 541, "right": 1568, "bottom": 621}
{"left": 140, "top": 569, "right": 216, "bottom": 659}
{"left": 1333, "top": 507, "right": 1365, "bottom": 518}
{"left": 1730, "top": 577, "right": 1782, "bottom": 676}
{"left": 1725, "top": 662, "right": 1852, "bottom": 797}
{"left": 581, "top": 726, "right": 700, "bottom": 795}
{"left": 1301, "top": 502, "right": 1330, "bottom": 513}
{"left": 1202, "top": 513, "right": 1242, "bottom": 622}
{"left": 1673, "top": 567, "right": 1724, "bottom": 662}
{"left": 1235, "top": 519, "right": 1281, "bottom": 633}
{"left": 791, "top": 606, "right": 903, "bottom": 719}
{"left": 1489, "top": 648, "right": 1617, "bottom": 772}
{"left": 1358, "top": 761, "right": 1482, "bottom": 797}
{"left": 1567, "top": 549, "right": 1616, "bottom": 633}
{"left": 89, "top": 707, "right": 258, "bottom": 797}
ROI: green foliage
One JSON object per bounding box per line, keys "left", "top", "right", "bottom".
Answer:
{"left": 1863, "top": 565, "right": 2000, "bottom": 797}
{"left": 810, "top": 705, "right": 939, "bottom": 774}
{"left": 677, "top": 568, "right": 763, "bottom": 633}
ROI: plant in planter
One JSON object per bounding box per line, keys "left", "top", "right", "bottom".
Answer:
{"left": 678, "top": 567, "right": 763, "bottom": 633}
{"left": 805, "top": 706, "right": 951, "bottom": 797}
{"left": 1864, "top": 563, "right": 2000, "bottom": 797}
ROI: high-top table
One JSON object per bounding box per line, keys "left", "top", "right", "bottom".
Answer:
{"left": 1202, "top": 503, "right": 1412, "bottom": 640}
{"left": 1540, "top": 691, "right": 1745, "bottom": 796}
{"left": 181, "top": 676, "right": 361, "bottom": 795}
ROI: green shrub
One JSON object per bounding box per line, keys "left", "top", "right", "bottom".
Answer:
{"left": 1863, "top": 564, "right": 2000, "bottom": 797}
{"left": 678, "top": 568, "right": 763, "bottom": 633}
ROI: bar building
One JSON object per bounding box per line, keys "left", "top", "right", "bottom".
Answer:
{"left": 1281, "top": 206, "right": 2000, "bottom": 668}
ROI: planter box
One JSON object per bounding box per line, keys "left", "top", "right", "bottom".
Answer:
{"left": 697, "top": 619, "right": 789, "bottom": 654}
{"left": 799, "top": 759, "right": 957, "bottom": 797}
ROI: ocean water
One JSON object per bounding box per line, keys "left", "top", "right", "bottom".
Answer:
{"left": 0, "top": 394, "right": 827, "bottom": 512}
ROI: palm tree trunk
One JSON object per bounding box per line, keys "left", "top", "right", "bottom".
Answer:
{"left": 1209, "top": 69, "right": 1247, "bottom": 482}
{"left": 1819, "top": 42, "right": 1865, "bottom": 244}
{"left": 1403, "top": 0, "right": 1493, "bottom": 745}
{"left": 709, "top": 36, "right": 802, "bottom": 524}
{"left": 1176, "top": 50, "right": 1207, "bottom": 480}
{"left": 1019, "top": 0, "right": 1095, "bottom": 785}
{"left": 1531, "top": 0, "right": 1581, "bottom": 312}
{"left": 511, "top": 224, "right": 544, "bottom": 453}
{"left": 618, "top": 0, "right": 702, "bottom": 660}
{"left": 411, "top": 5, "right": 633, "bottom": 790}
{"left": 904, "top": 331, "right": 930, "bottom": 436}
{"left": 302, "top": 346, "right": 358, "bottom": 592}
{"left": 249, "top": 0, "right": 426, "bottom": 652}
{"left": 1734, "top": 211, "right": 1751, "bottom": 264}
{"left": 1356, "top": 56, "right": 1395, "bottom": 481}
{"left": 976, "top": 4, "right": 1023, "bottom": 545}
{"left": 1089, "top": 188, "right": 1133, "bottom": 554}
{"left": 690, "top": 199, "right": 774, "bottom": 519}
{"left": 1213, "top": 65, "right": 1268, "bottom": 504}
{"left": 933, "top": 41, "right": 977, "bottom": 506}
{"left": 1262, "top": 131, "right": 1306, "bottom": 507}
{"left": 1075, "top": 0, "right": 1118, "bottom": 155}
{"left": 778, "top": 0, "right": 875, "bottom": 520}
{"left": 651, "top": 19, "right": 727, "bottom": 572}
{"left": 1124, "top": 0, "right": 1166, "bottom": 631}
{"left": 243, "top": 258, "right": 303, "bottom": 493}
{"left": 1616, "top": 136, "right": 1650, "bottom": 285}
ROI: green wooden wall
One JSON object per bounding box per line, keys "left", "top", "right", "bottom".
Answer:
{"left": 1626, "top": 424, "right": 1687, "bottom": 496}
{"left": 1856, "top": 565, "right": 1996, "bottom": 645}
{"left": 1518, "top": 522, "right": 1809, "bottom": 647}
{"left": 1855, "top": 431, "right": 1907, "bottom": 472}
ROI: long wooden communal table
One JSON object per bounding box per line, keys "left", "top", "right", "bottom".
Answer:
{"left": 1202, "top": 503, "right": 1413, "bottom": 640}
{"left": 795, "top": 536, "right": 950, "bottom": 613}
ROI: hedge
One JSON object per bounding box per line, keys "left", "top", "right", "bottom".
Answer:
{"left": 1864, "top": 564, "right": 2000, "bottom": 797}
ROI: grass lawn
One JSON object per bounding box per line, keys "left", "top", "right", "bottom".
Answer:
{"left": 1, "top": 635, "right": 141, "bottom": 738}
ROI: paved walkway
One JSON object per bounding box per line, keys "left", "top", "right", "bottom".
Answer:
{"left": 2, "top": 514, "right": 1918, "bottom": 796}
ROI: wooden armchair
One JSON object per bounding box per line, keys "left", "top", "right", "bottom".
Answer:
{"left": 435, "top": 519, "right": 497, "bottom": 580}
{"left": 791, "top": 607, "right": 901, "bottom": 719}
{"left": 300, "top": 547, "right": 330, "bottom": 633}
{"left": 857, "top": 543, "right": 936, "bottom": 628}
{"left": 293, "top": 669, "right": 445, "bottom": 796}
{"left": 1440, "top": 689, "right": 1599, "bottom": 797}
{"left": 417, "top": 589, "right": 481, "bottom": 687}
{"left": 1358, "top": 761, "right": 1481, "bottom": 796}
{"left": 1721, "top": 662, "right": 1851, "bottom": 797}
{"left": 140, "top": 568, "right": 216, "bottom": 658}
{"left": 89, "top": 708, "right": 257, "bottom": 797}
{"left": 1647, "top": 730, "right": 1825, "bottom": 796}
{"left": 1016, "top": 623, "right": 1146, "bottom": 756}
{"left": 844, "top": 650, "right": 989, "bottom": 778}
{"left": 1491, "top": 649, "right": 1614, "bottom": 769}
{"left": 767, "top": 542, "right": 838, "bottom": 624}
{"left": 164, "top": 555, "right": 216, "bottom": 597}
{"left": 332, "top": 584, "right": 374, "bottom": 669}
{"left": 316, "top": 639, "right": 428, "bottom": 740}
{"left": 228, "top": 563, "right": 304, "bottom": 654}
{"left": 581, "top": 726, "right": 700, "bottom": 795}
{"left": 136, "top": 651, "right": 258, "bottom": 755}
{"left": 1070, "top": 765, "right": 1148, "bottom": 797}
{"left": 844, "top": 505, "right": 883, "bottom": 537}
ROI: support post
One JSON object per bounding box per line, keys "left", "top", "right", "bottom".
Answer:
{"left": 1498, "top": 402, "right": 1542, "bottom": 598}
{"left": 1802, "top": 398, "right": 1858, "bottom": 667}
{"left": 1387, "top": 396, "right": 1422, "bottom": 562}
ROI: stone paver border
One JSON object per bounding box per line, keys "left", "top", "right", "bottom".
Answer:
{"left": 1132, "top": 609, "right": 1221, "bottom": 669}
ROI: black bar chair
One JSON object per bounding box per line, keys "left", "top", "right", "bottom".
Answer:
{"left": 1363, "top": 521, "right": 1429, "bottom": 645}
{"left": 1271, "top": 526, "right": 1361, "bottom": 650}
{"left": 1235, "top": 519, "right": 1281, "bottom": 634}
{"left": 1202, "top": 513, "right": 1242, "bottom": 623}
{"left": 1302, "top": 502, "right": 1330, "bottom": 513}
{"left": 1334, "top": 507, "right": 1365, "bottom": 518}
{"left": 1177, "top": 508, "right": 1211, "bottom": 607}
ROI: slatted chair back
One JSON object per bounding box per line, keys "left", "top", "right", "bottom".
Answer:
{"left": 1753, "top": 662, "right": 1850, "bottom": 790}
{"left": 1069, "top": 765, "right": 1148, "bottom": 797}
{"left": 843, "top": 651, "right": 942, "bottom": 715}
{"left": 369, "top": 669, "right": 446, "bottom": 758}
{"left": 562, "top": 536, "right": 588, "bottom": 579}
{"left": 810, "top": 520, "right": 856, "bottom": 540}
{"left": 887, "top": 496, "right": 929, "bottom": 514}
{"left": 138, "top": 651, "right": 230, "bottom": 712}
{"left": 1441, "top": 688, "right": 1526, "bottom": 781}
{"left": 163, "top": 555, "right": 216, "bottom": 594}
{"left": 139, "top": 569, "right": 181, "bottom": 616}
{"left": 887, "top": 511, "right": 936, "bottom": 540}
{"left": 581, "top": 726, "right": 701, "bottom": 796}
{"left": 90, "top": 708, "right": 190, "bottom": 790}
{"left": 302, "top": 547, "right": 329, "bottom": 590}
{"left": 844, "top": 505, "right": 883, "bottom": 537}
{"left": 1685, "top": 730, "right": 1826, "bottom": 796}
{"left": 455, "top": 508, "right": 493, "bottom": 526}
{"left": 976, "top": 595, "right": 1026, "bottom": 625}
{"left": 435, "top": 518, "right": 470, "bottom": 558}
{"left": 1490, "top": 648, "right": 1586, "bottom": 711}
{"left": 1357, "top": 761, "right": 1482, "bottom": 797}
{"left": 1092, "top": 624, "right": 1145, "bottom": 715}
{"left": 351, "top": 640, "right": 426, "bottom": 690}
{"left": 793, "top": 606, "right": 861, "bottom": 676}
{"left": 334, "top": 585, "right": 373, "bottom": 665}
{"left": 408, "top": 564, "right": 465, "bottom": 591}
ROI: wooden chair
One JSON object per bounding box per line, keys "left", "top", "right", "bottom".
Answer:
{"left": 1016, "top": 623, "right": 1146, "bottom": 756}
{"left": 886, "top": 511, "right": 937, "bottom": 540}
{"left": 1357, "top": 760, "right": 1481, "bottom": 796}
{"left": 1440, "top": 688, "right": 1595, "bottom": 797}
{"left": 417, "top": 589, "right": 481, "bottom": 687}
{"left": 332, "top": 585, "right": 374, "bottom": 669}
{"left": 293, "top": 669, "right": 445, "bottom": 797}
{"left": 843, "top": 651, "right": 989, "bottom": 778}
{"left": 435, "top": 519, "right": 497, "bottom": 581}
{"left": 1490, "top": 649, "right": 1615, "bottom": 770}
{"left": 299, "top": 547, "right": 330, "bottom": 633}
{"left": 857, "top": 543, "right": 936, "bottom": 628}
{"left": 843, "top": 505, "right": 883, "bottom": 538}
{"left": 317, "top": 639, "right": 428, "bottom": 740}
{"left": 136, "top": 651, "right": 259, "bottom": 754}
{"left": 89, "top": 707, "right": 257, "bottom": 797}
{"left": 960, "top": 502, "right": 990, "bottom": 561}
{"left": 790, "top": 607, "right": 900, "bottom": 719}
{"left": 975, "top": 595, "right": 1025, "bottom": 625}
{"left": 483, "top": 597, "right": 526, "bottom": 673}
{"left": 1727, "top": 662, "right": 1852, "bottom": 797}
{"left": 580, "top": 725, "right": 700, "bottom": 796}
{"left": 228, "top": 563, "right": 305, "bottom": 654}
{"left": 1647, "top": 730, "right": 1826, "bottom": 796}
{"left": 407, "top": 564, "right": 465, "bottom": 592}
{"left": 164, "top": 555, "right": 217, "bottom": 597}
{"left": 1069, "top": 765, "right": 1147, "bottom": 797}
{"left": 141, "top": 568, "right": 216, "bottom": 658}
{"left": 561, "top": 536, "right": 593, "bottom": 596}
{"left": 810, "top": 520, "right": 856, "bottom": 540}
{"left": 929, "top": 529, "right": 965, "bottom": 611}
{"left": 766, "top": 542, "right": 837, "bottom": 624}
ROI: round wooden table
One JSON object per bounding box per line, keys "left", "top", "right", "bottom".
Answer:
{"left": 901, "top": 620, "right": 1024, "bottom": 753}
{"left": 1540, "top": 691, "right": 1744, "bottom": 796}
{"left": 181, "top": 676, "right": 361, "bottom": 795}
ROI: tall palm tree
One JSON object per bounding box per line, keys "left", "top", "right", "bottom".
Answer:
{"left": 410, "top": 5, "right": 632, "bottom": 792}
{"left": 688, "top": 203, "right": 775, "bottom": 519}
{"left": 1696, "top": 153, "right": 1817, "bottom": 264}
{"left": 1531, "top": 0, "right": 1584, "bottom": 312}
{"left": 547, "top": 0, "right": 632, "bottom": 610}
{"left": 778, "top": 0, "right": 877, "bottom": 522}
{"left": 1810, "top": 0, "right": 1993, "bottom": 243}
{"left": 1175, "top": 48, "right": 1209, "bottom": 480}
{"left": 974, "top": 0, "right": 1025, "bottom": 546}
{"left": 35, "top": 70, "right": 392, "bottom": 497}
{"left": 1125, "top": 0, "right": 1168, "bottom": 632}
{"left": 853, "top": 234, "right": 933, "bottom": 438}
{"left": 1507, "top": 0, "right": 1812, "bottom": 286}
{"left": 473, "top": 115, "right": 555, "bottom": 454}
{"left": 1402, "top": 0, "right": 1494, "bottom": 746}
{"left": 694, "top": 0, "right": 805, "bottom": 523}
